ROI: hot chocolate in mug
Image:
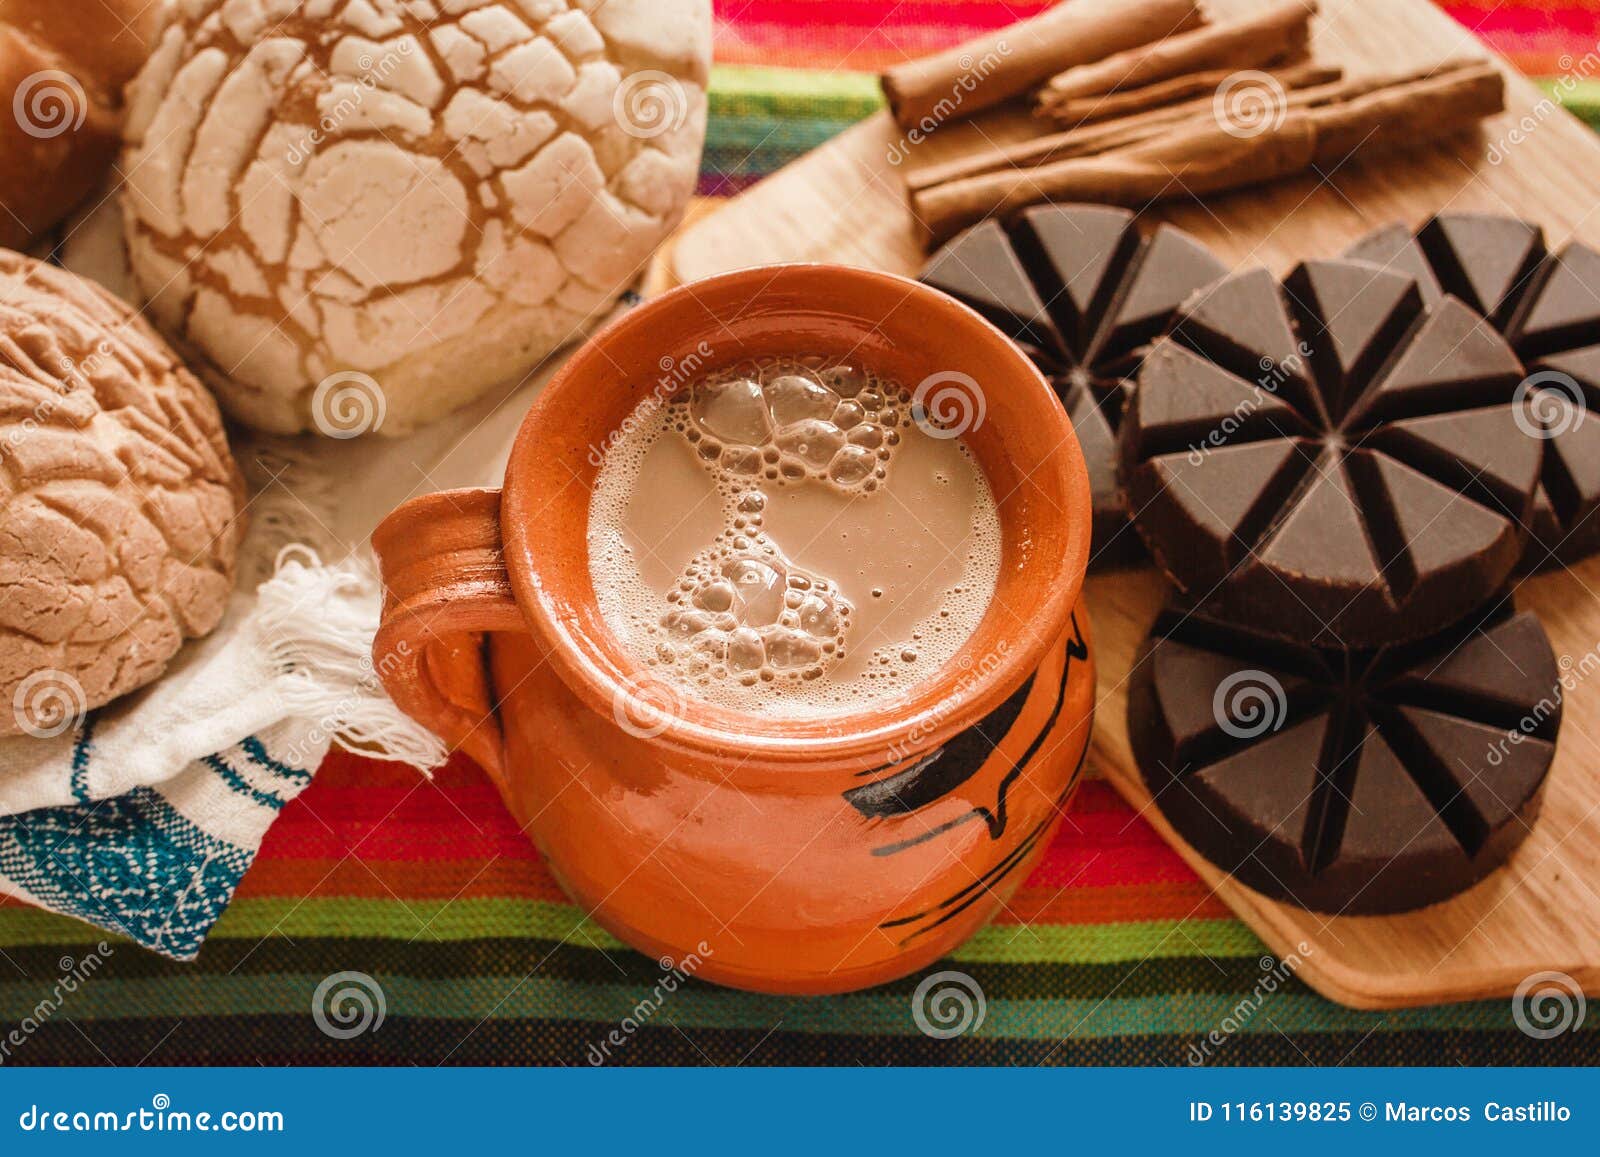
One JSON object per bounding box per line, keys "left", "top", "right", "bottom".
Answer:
{"left": 371, "top": 265, "right": 1096, "bottom": 994}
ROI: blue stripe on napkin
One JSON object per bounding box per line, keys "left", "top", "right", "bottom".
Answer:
{"left": 0, "top": 722, "right": 317, "bottom": 960}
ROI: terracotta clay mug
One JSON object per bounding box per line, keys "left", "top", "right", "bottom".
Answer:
{"left": 371, "top": 264, "right": 1096, "bottom": 994}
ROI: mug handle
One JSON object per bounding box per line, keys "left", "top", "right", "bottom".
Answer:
{"left": 371, "top": 488, "right": 525, "bottom": 790}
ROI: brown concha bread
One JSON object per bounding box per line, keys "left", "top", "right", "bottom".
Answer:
{"left": 0, "top": 0, "right": 159, "bottom": 249}
{"left": 0, "top": 249, "right": 245, "bottom": 737}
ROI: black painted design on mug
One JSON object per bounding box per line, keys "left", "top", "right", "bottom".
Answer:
{"left": 843, "top": 674, "right": 1036, "bottom": 819}
{"left": 845, "top": 612, "right": 1090, "bottom": 857}
{"left": 881, "top": 735, "right": 1093, "bottom": 946}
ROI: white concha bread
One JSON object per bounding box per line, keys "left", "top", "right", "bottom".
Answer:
{"left": 120, "top": 0, "right": 711, "bottom": 437}
{"left": 0, "top": 250, "right": 245, "bottom": 738}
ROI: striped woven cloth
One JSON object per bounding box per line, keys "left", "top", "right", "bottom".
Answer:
{"left": 4, "top": 0, "right": 1599, "bottom": 1066}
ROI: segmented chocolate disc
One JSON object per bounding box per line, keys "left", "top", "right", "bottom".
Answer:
{"left": 920, "top": 204, "right": 1227, "bottom": 565}
{"left": 1348, "top": 213, "right": 1600, "bottom": 570}
{"left": 1129, "top": 601, "right": 1559, "bottom": 914}
{"left": 1121, "top": 260, "right": 1539, "bottom": 648}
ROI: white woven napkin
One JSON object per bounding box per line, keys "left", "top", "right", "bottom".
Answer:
{"left": 0, "top": 563, "right": 369, "bottom": 959}
{"left": 0, "top": 201, "right": 581, "bottom": 958}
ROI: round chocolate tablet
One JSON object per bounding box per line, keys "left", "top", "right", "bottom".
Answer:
{"left": 1121, "top": 260, "right": 1540, "bottom": 648}
{"left": 1129, "top": 601, "right": 1560, "bottom": 914}
{"left": 1347, "top": 213, "right": 1600, "bottom": 571}
{"left": 919, "top": 204, "right": 1227, "bottom": 565}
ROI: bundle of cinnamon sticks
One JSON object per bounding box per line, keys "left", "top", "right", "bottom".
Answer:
{"left": 880, "top": 0, "right": 1507, "bottom": 247}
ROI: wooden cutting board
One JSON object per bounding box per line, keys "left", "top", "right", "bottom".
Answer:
{"left": 666, "top": 0, "right": 1600, "bottom": 1009}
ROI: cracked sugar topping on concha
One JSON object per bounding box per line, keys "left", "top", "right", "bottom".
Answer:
{"left": 120, "top": 0, "right": 711, "bottom": 437}
{"left": 0, "top": 251, "right": 245, "bottom": 737}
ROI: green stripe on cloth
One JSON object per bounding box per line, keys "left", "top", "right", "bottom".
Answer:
{"left": 1532, "top": 77, "right": 1600, "bottom": 127}
{"left": 706, "top": 65, "right": 883, "bottom": 178}
{"left": 711, "top": 64, "right": 883, "bottom": 110}
{"left": 0, "top": 899, "right": 1267, "bottom": 965}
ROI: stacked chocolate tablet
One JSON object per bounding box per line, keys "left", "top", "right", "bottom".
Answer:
{"left": 922, "top": 208, "right": 1591, "bottom": 915}
{"left": 920, "top": 203, "right": 1228, "bottom": 564}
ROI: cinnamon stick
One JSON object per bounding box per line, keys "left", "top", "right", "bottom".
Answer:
{"left": 1308, "top": 62, "right": 1506, "bottom": 161}
{"left": 904, "top": 117, "right": 1171, "bottom": 194}
{"left": 1034, "top": 0, "right": 1317, "bottom": 117}
{"left": 910, "top": 62, "right": 1477, "bottom": 193}
{"left": 880, "top": 0, "right": 1203, "bottom": 134}
{"left": 1041, "top": 60, "right": 1341, "bottom": 127}
{"left": 912, "top": 61, "right": 1505, "bottom": 246}
{"left": 914, "top": 120, "right": 1318, "bottom": 247}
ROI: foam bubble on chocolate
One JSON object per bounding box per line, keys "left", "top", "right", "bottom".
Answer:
{"left": 658, "top": 537, "right": 852, "bottom": 687}
{"left": 589, "top": 356, "right": 1001, "bottom": 718}
{"left": 680, "top": 360, "right": 905, "bottom": 492}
